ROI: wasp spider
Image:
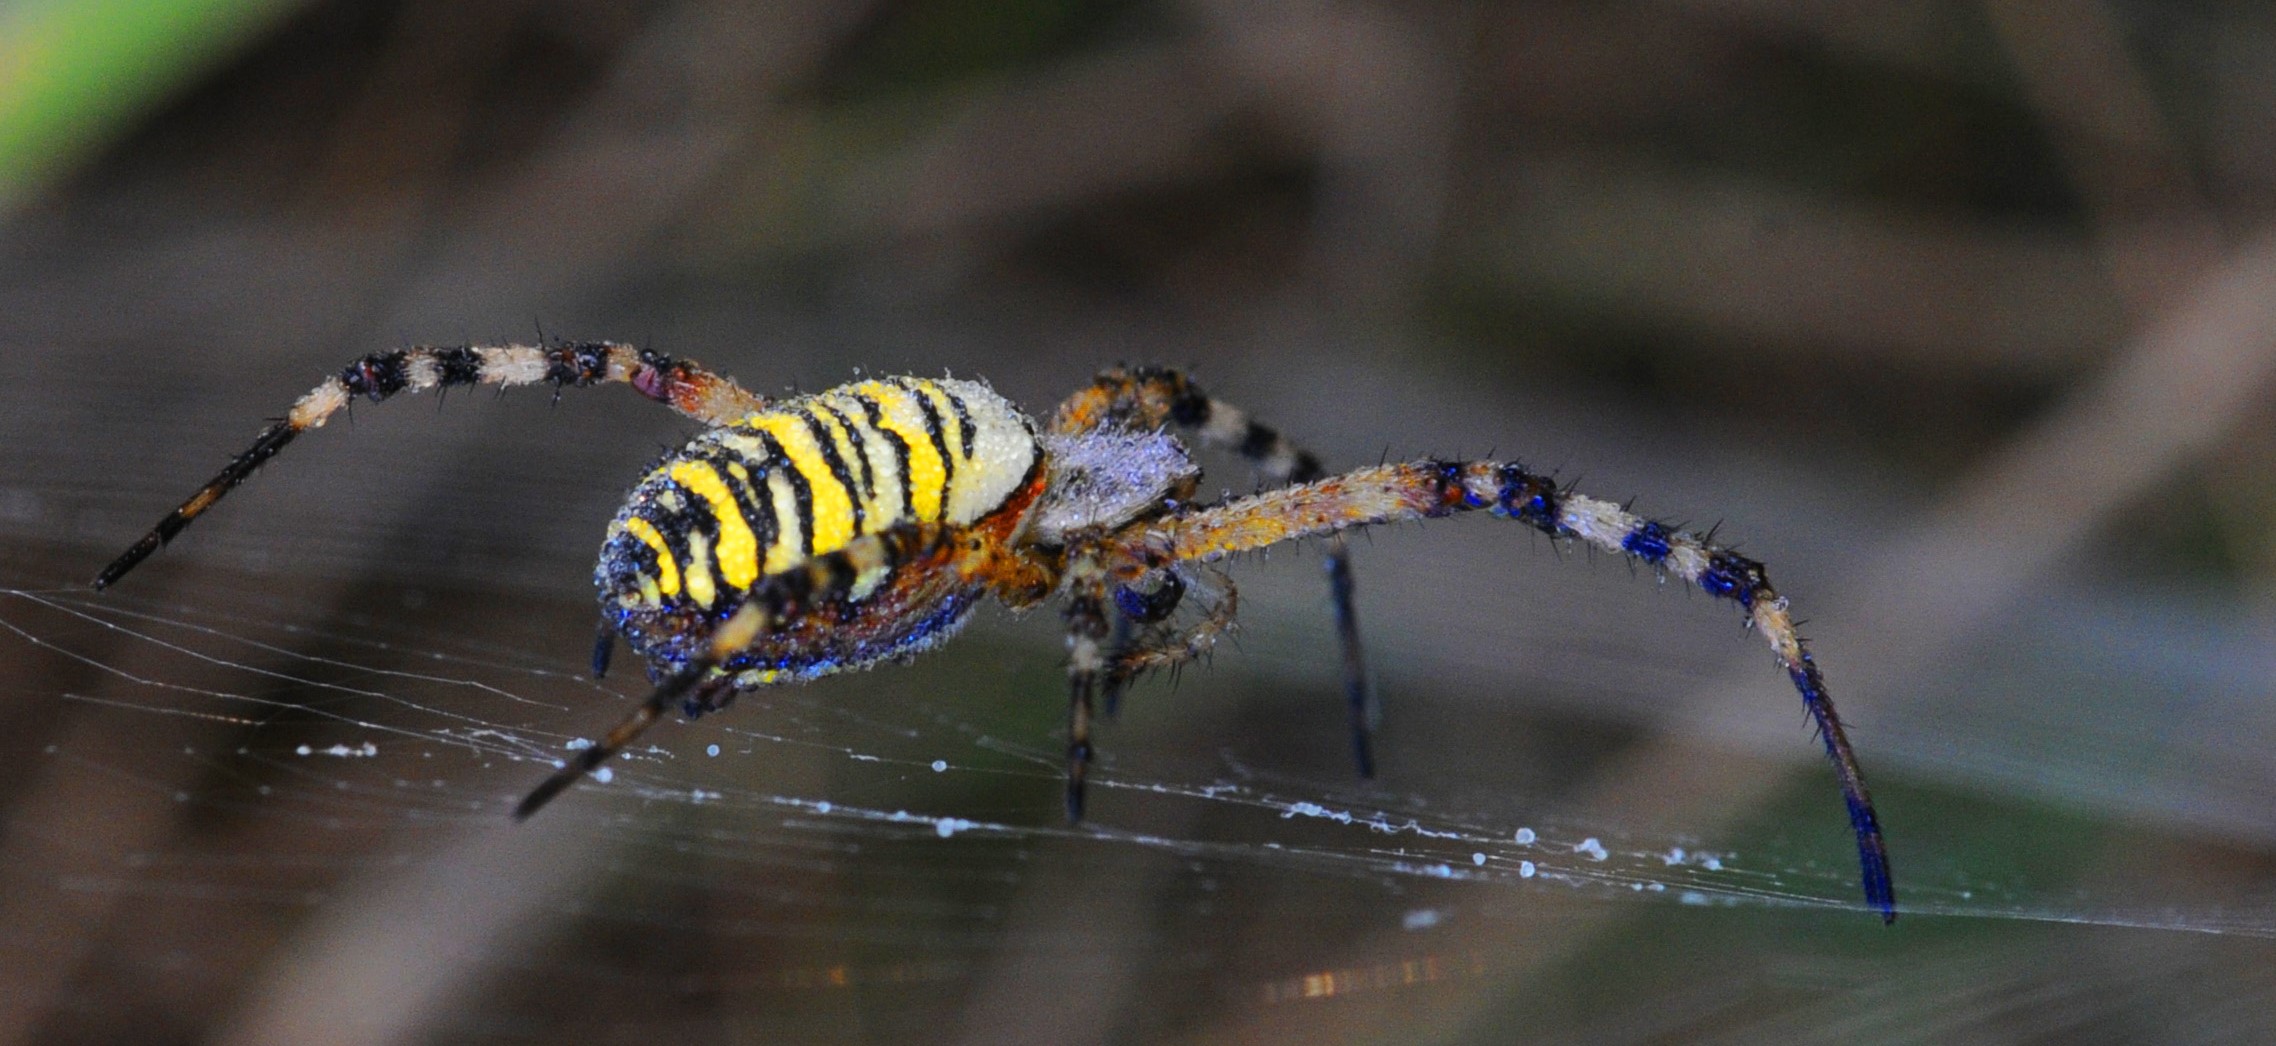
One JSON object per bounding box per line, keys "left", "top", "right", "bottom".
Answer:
{"left": 95, "top": 343, "right": 1894, "bottom": 922}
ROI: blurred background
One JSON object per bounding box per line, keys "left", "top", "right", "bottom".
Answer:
{"left": 7, "top": 1, "right": 2276, "bottom": 1042}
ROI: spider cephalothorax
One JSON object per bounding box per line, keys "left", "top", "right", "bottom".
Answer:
{"left": 95, "top": 343, "right": 1895, "bottom": 923}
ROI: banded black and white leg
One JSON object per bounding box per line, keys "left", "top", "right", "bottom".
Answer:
{"left": 1064, "top": 559, "right": 1237, "bottom": 820}
{"left": 516, "top": 521, "right": 966, "bottom": 819}
{"left": 95, "top": 342, "right": 770, "bottom": 590}
{"left": 1110, "top": 460, "right": 1897, "bottom": 923}
{"left": 1060, "top": 554, "right": 1112, "bottom": 821}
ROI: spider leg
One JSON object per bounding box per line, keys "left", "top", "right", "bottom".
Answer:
{"left": 1110, "top": 460, "right": 1896, "bottom": 923}
{"left": 515, "top": 521, "right": 971, "bottom": 820}
{"left": 1062, "top": 557, "right": 1110, "bottom": 821}
{"left": 1325, "top": 550, "right": 1375, "bottom": 777}
{"left": 1049, "top": 366, "right": 1377, "bottom": 777}
{"left": 591, "top": 618, "right": 618, "bottom": 679}
{"left": 1103, "top": 567, "right": 1184, "bottom": 717}
{"left": 1101, "top": 566, "right": 1238, "bottom": 714}
{"left": 94, "top": 343, "right": 768, "bottom": 589}
{"left": 1104, "top": 608, "right": 1137, "bottom": 720}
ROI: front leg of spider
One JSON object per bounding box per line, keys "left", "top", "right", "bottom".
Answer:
{"left": 1321, "top": 536, "right": 1375, "bottom": 778}
{"left": 1111, "top": 460, "right": 1898, "bottom": 923}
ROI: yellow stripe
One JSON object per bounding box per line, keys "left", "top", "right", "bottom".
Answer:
{"left": 854, "top": 381, "right": 946, "bottom": 521}
{"left": 667, "top": 460, "right": 759, "bottom": 589}
{"left": 620, "top": 516, "right": 679, "bottom": 598}
{"left": 912, "top": 381, "right": 974, "bottom": 518}
{"left": 913, "top": 381, "right": 966, "bottom": 463}
{"left": 683, "top": 528, "right": 717, "bottom": 607}
{"left": 761, "top": 468, "right": 804, "bottom": 574}
{"left": 749, "top": 413, "right": 857, "bottom": 555}
{"left": 819, "top": 391, "right": 907, "bottom": 527}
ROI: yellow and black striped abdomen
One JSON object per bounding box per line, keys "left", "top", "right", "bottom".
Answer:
{"left": 595, "top": 376, "right": 1039, "bottom": 683}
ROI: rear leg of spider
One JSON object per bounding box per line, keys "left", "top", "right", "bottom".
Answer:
{"left": 516, "top": 522, "right": 970, "bottom": 819}
{"left": 94, "top": 342, "right": 768, "bottom": 590}
{"left": 1110, "top": 459, "right": 1895, "bottom": 923}
{"left": 591, "top": 619, "right": 619, "bottom": 679}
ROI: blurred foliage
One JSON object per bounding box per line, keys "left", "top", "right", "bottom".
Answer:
{"left": 815, "top": 0, "right": 1154, "bottom": 101}
{"left": 0, "top": 0, "right": 305, "bottom": 210}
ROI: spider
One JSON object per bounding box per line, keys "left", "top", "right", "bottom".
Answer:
{"left": 94, "top": 342, "right": 1894, "bottom": 922}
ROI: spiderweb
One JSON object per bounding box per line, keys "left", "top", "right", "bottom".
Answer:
{"left": 10, "top": 473, "right": 2276, "bottom": 1043}
{"left": 7, "top": 576, "right": 1864, "bottom": 914}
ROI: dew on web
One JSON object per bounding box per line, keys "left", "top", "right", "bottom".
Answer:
{"left": 4, "top": 578, "right": 2260, "bottom": 955}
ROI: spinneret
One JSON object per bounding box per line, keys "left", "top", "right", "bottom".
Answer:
{"left": 94, "top": 349, "right": 1896, "bottom": 924}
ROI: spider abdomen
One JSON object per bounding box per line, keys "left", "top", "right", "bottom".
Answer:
{"left": 595, "top": 376, "right": 1040, "bottom": 683}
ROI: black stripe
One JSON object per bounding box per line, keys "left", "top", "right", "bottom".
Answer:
{"left": 939, "top": 385, "right": 978, "bottom": 459}
{"left": 821, "top": 550, "right": 858, "bottom": 595}
{"left": 898, "top": 379, "right": 957, "bottom": 500}
{"left": 603, "top": 512, "right": 667, "bottom": 590}
{"left": 1163, "top": 372, "right": 1211, "bottom": 428}
{"left": 92, "top": 420, "right": 302, "bottom": 589}
{"left": 794, "top": 405, "right": 866, "bottom": 535}
{"left": 667, "top": 473, "right": 723, "bottom": 550}
{"left": 852, "top": 393, "right": 913, "bottom": 521}
{"left": 647, "top": 487, "right": 706, "bottom": 607}
{"left": 813, "top": 402, "right": 876, "bottom": 500}
{"left": 433, "top": 347, "right": 483, "bottom": 386}
{"left": 692, "top": 448, "right": 780, "bottom": 578}
{"left": 1237, "top": 420, "right": 1279, "bottom": 459}
{"left": 764, "top": 561, "right": 813, "bottom": 612}
{"left": 342, "top": 351, "right": 410, "bottom": 400}
{"left": 752, "top": 429, "right": 816, "bottom": 559}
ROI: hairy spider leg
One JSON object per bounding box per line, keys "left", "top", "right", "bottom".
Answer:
{"left": 93, "top": 343, "right": 769, "bottom": 590}
{"left": 1059, "top": 554, "right": 1111, "bottom": 820}
{"left": 516, "top": 521, "right": 978, "bottom": 819}
{"left": 1059, "top": 557, "right": 1243, "bottom": 820}
{"left": 1111, "top": 460, "right": 1896, "bottom": 924}
{"left": 1104, "top": 565, "right": 1238, "bottom": 692}
{"left": 1050, "top": 366, "right": 1378, "bottom": 776}
{"left": 1100, "top": 568, "right": 1181, "bottom": 716}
